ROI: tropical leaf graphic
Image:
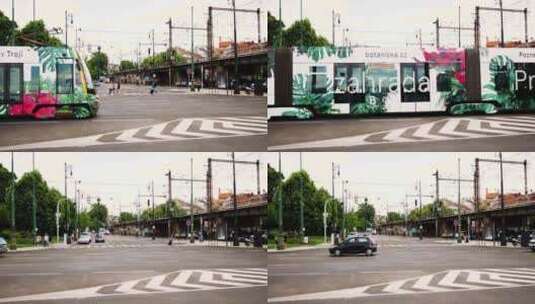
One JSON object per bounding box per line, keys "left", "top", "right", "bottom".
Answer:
{"left": 0, "top": 105, "right": 7, "bottom": 116}
{"left": 450, "top": 103, "right": 497, "bottom": 115}
{"left": 482, "top": 54, "right": 517, "bottom": 110}
{"left": 281, "top": 108, "right": 313, "bottom": 119}
{"left": 297, "top": 46, "right": 336, "bottom": 62}
{"left": 292, "top": 73, "right": 335, "bottom": 116}
{"left": 37, "top": 47, "right": 70, "bottom": 73}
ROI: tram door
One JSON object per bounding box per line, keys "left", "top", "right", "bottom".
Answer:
{"left": 0, "top": 63, "right": 24, "bottom": 105}
{"left": 334, "top": 63, "right": 365, "bottom": 104}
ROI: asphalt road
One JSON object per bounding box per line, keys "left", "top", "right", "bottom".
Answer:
{"left": 0, "top": 84, "right": 267, "bottom": 151}
{"left": 268, "top": 235, "right": 535, "bottom": 304}
{"left": 268, "top": 114, "right": 535, "bottom": 151}
{"left": 0, "top": 235, "right": 266, "bottom": 304}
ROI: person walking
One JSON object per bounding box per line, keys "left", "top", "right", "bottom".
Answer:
{"left": 150, "top": 74, "right": 158, "bottom": 95}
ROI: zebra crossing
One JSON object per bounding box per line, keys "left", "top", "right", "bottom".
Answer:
{"left": 0, "top": 268, "right": 267, "bottom": 303}
{"left": 268, "top": 267, "right": 535, "bottom": 302}
{"left": 1, "top": 116, "right": 266, "bottom": 150}
{"left": 269, "top": 115, "right": 535, "bottom": 150}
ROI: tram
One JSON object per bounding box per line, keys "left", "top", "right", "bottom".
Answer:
{"left": 0, "top": 46, "right": 99, "bottom": 119}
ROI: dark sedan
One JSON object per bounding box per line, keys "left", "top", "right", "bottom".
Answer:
{"left": 329, "top": 236, "right": 377, "bottom": 257}
{"left": 0, "top": 237, "right": 8, "bottom": 255}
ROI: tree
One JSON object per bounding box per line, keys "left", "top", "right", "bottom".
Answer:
{"left": 268, "top": 164, "right": 284, "bottom": 203}
{"left": 15, "top": 20, "right": 61, "bottom": 47}
{"left": 0, "top": 10, "right": 17, "bottom": 46}
{"left": 345, "top": 212, "right": 366, "bottom": 232}
{"left": 386, "top": 211, "right": 404, "bottom": 223}
{"left": 356, "top": 202, "right": 375, "bottom": 229}
{"left": 119, "top": 212, "right": 136, "bottom": 223}
{"left": 87, "top": 52, "right": 109, "bottom": 80}
{"left": 268, "top": 12, "right": 284, "bottom": 47}
{"left": 88, "top": 201, "right": 108, "bottom": 230}
{"left": 282, "top": 19, "right": 331, "bottom": 47}
{"left": 119, "top": 60, "right": 136, "bottom": 71}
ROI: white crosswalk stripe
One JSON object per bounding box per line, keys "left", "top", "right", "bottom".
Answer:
{"left": 0, "top": 116, "right": 267, "bottom": 150}
{"left": 269, "top": 115, "right": 535, "bottom": 150}
{"left": 0, "top": 268, "right": 267, "bottom": 303}
{"left": 268, "top": 267, "right": 535, "bottom": 302}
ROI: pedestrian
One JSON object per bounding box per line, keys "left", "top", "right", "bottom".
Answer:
{"left": 150, "top": 74, "right": 158, "bottom": 95}
{"left": 44, "top": 233, "right": 49, "bottom": 247}
{"left": 116, "top": 78, "right": 121, "bottom": 94}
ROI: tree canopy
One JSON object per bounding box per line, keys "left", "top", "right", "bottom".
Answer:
{"left": 119, "top": 60, "right": 136, "bottom": 71}
{"left": 87, "top": 52, "right": 109, "bottom": 80}
{"left": 0, "top": 10, "right": 17, "bottom": 45}
{"left": 15, "top": 20, "right": 62, "bottom": 47}
{"left": 267, "top": 12, "right": 330, "bottom": 48}
{"left": 141, "top": 51, "right": 184, "bottom": 68}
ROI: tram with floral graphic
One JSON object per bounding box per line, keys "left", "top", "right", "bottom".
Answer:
{"left": 268, "top": 46, "right": 535, "bottom": 119}
{"left": 0, "top": 46, "right": 99, "bottom": 119}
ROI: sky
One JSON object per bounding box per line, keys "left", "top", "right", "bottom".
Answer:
{"left": 0, "top": 152, "right": 269, "bottom": 217}
{"left": 0, "top": 0, "right": 268, "bottom": 63}
{"left": 264, "top": 0, "right": 535, "bottom": 48}
{"left": 265, "top": 152, "right": 535, "bottom": 216}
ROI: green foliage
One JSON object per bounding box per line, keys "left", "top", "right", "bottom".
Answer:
{"left": 386, "top": 211, "right": 404, "bottom": 223}
{"left": 268, "top": 164, "right": 284, "bottom": 203}
{"left": 119, "top": 60, "right": 136, "bottom": 71}
{"left": 119, "top": 212, "right": 136, "bottom": 223}
{"left": 293, "top": 73, "right": 335, "bottom": 116}
{"left": 408, "top": 201, "right": 455, "bottom": 222}
{"left": 140, "top": 201, "right": 186, "bottom": 221}
{"left": 282, "top": 19, "right": 331, "bottom": 48}
{"left": 141, "top": 51, "right": 184, "bottom": 68}
{"left": 356, "top": 202, "right": 375, "bottom": 229}
{"left": 0, "top": 164, "right": 16, "bottom": 207}
{"left": 0, "top": 10, "right": 17, "bottom": 45}
{"left": 88, "top": 202, "right": 108, "bottom": 230}
{"left": 38, "top": 47, "right": 70, "bottom": 73}
{"left": 268, "top": 12, "right": 285, "bottom": 47}
{"left": 15, "top": 20, "right": 62, "bottom": 47}
{"left": 87, "top": 52, "right": 109, "bottom": 80}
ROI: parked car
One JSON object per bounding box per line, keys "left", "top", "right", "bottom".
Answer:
{"left": 0, "top": 237, "right": 8, "bottom": 255}
{"left": 95, "top": 233, "right": 105, "bottom": 243}
{"left": 329, "top": 236, "right": 377, "bottom": 257}
{"left": 78, "top": 232, "right": 92, "bottom": 244}
{"left": 529, "top": 238, "right": 535, "bottom": 252}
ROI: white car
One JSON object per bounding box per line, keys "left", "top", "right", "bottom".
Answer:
{"left": 529, "top": 238, "right": 535, "bottom": 252}
{"left": 78, "top": 233, "right": 92, "bottom": 244}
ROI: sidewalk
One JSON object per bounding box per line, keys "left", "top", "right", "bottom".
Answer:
{"left": 268, "top": 243, "right": 331, "bottom": 253}
{"left": 7, "top": 242, "right": 67, "bottom": 253}
{"left": 435, "top": 238, "right": 529, "bottom": 249}
{"left": 183, "top": 88, "right": 266, "bottom": 97}
{"left": 179, "top": 239, "right": 266, "bottom": 250}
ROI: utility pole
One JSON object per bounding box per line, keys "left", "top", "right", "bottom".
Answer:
{"left": 499, "top": 152, "right": 505, "bottom": 246}
{"left": 458, "top": 5, "right": 461, "bottom": 48}
{"left": 64, "top": 11, "right": 73, "bottom": 47}
{"left": 232, "top": 0, "right": 240, "bottom": 94}
{"left": 166, "top": 18, "right": 173, "bottom": 86}
{"left": 32, "top": 153, "right": 36, "bottom": 244}
{"left": 299, "top": 152, "right": 304, "bottom": 241}
{"left": 331, "top": 10, "right": 338, "bottom": 46}
{"left": 33, "top": 0, "right": 36, "bottom": 21}
{"left": 433, "top": 170, "right": 439, "bottom": 238}
{"left": 418, "top": 29, "right": 423, "bottom": 48}
{"left": 10, "top": 152, "right": 16, "bottom": 250}
{"left": 434, "top": 169, "right": 474, "bottom": 239}
{"left": 170, "top": 7, "right": 207, "bottom": 91}
{"left": 499, "top": 0, "right": 504, "bottom": 47}
{"left": 277, "top": 152, "right": 284, "bottom": 249}
{"left": 476, "top": 154, "right": 528, "bottom": 246}
{"left": 232, "top": 152, "right": 239, "bottom": 246}
{"left": 457, "top": 159, "right": 462, "bottom": 243}
{"left": 434, "top": 17, "right": 474, "bottom": 48}
{"left": 166, "top": 170, "right": 172, "bottom": 242}
{"left": 475, "top": 4, "right": 529, "bottom": 48}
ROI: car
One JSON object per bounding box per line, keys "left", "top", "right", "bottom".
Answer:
{"left": 0, "top": 237, "right": 8, "bottom": 255}
{"left": 78, "top": 232, "right": 92, "bottom": 244}
{"left": 529, "top": 238, "right": 535, "bottom": 252}
{"left": 95, "top": 233, "right": 105, "bottom": 243}
{"left": 329, "top": 236, "right": 377, "bottom": 257}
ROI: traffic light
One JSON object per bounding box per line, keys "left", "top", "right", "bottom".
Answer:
{"left": 415, "top": 199, "right": 418, "bottom": 207}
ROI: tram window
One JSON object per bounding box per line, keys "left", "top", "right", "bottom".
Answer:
{"left": 75, "top": 60, "right": 82, "bottom": 87}
{"left": 349, "top": 66, "right": 364, "bottom": 94}
{"left": 436, "top": 73, "right": 450, "bottom": 92}
{"left": 309, "top": 66, "right": 328, "bottom": 94}
{"left": 0, "top": 66, "right": 5, "bottom": 103}
{"left": 334, "top": 65, "right": 347, "bottom": 92}
{"left": 30, "top": 66, "right": 40, "bottom": 93}
{"left": 9, "top": 66, "right": 22, "bottom": 103}
{"left": 57, "top": 63, "right": 74, "bottom": 94}
{"left": 495, "top": 72, "right": 508, "bottom": 91}
{"left": 400, "top": 63, "right": 430, "bottom": 102}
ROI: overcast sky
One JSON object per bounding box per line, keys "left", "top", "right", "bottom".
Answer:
{"left": 0, "top": 152, "right": 269, "bottom": 217}
{"left": 0, "top": 0, "right": 268, "bottom": 64}
{"left": 264, "top": 0, "right": 534, "bottom": 48}
{"left": 265, "top": 152, "right": 535, "bottom": 216}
